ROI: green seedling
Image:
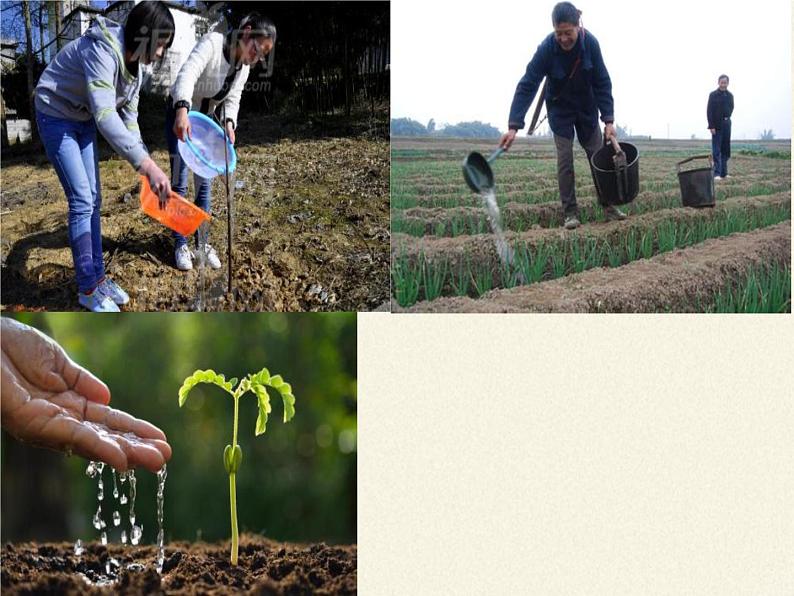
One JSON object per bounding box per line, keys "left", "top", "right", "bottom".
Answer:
{"left": 178, "top": 368, "right": 296, "bottom": 566}
{"left": 421, "top": 256, "right": 448, "bottom": 301}
{"left": 605, "top": 241, "right": 623, "bottom": 268}
{"left": 451, "top": 257, "right": 470, "bottom": 296}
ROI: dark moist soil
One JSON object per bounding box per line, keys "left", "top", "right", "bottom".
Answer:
{"left": 396, "top": 222, "right": 791, "bottom": 313}
{"left": 1, "top": 534, "right": 356, "bottom": 595}
{"left": 1, "top": 120, "right": 389, "bottom": 312}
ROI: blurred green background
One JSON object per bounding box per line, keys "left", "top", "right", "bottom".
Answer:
{"left": 1, "top": 313, "right": 356, "bottom": 546}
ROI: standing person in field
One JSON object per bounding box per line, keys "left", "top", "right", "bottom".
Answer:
{"left": 707, "top": 74, "right": 734, "bottom": 180}
{"left": 166, "top": 12, "right": 276, "bottom": 271}
{"left": 499, "top": 2, "right": 625, "bottom": 230}
{"left": 33, "top": 1, "right": 175, "bottom": 312}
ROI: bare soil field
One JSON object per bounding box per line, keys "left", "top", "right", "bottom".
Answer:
{"left": 2, "top": 115, "right": 389, "bottom": 311}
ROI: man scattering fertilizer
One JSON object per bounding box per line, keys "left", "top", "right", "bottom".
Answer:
{"left": 499, "top": 1, "right": 627, "bottom": 230}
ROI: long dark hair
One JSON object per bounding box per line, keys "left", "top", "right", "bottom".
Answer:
{"left": 232, "top": 12, "right": 277, "bottom": 43}
{"left": 124, "top": 1, "right": 175, "bottom": 61}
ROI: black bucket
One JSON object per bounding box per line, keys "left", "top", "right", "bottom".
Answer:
{"left": 590, "top": 141, "right": 639, "bottom": 206}
{"left": 677, "top": 155, "right": 715, "bottom": 208}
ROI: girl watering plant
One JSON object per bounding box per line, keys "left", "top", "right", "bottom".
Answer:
{"left": 34, "top": 1, "right": 175, "bottom": 312}
{"left": 166, "top": 13, "right": 276, "bottom": 271}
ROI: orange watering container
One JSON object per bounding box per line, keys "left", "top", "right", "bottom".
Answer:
{"left": 139, "top": 175, "right": 210, "bottom": 236}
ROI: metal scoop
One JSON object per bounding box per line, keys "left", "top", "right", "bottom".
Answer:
{"left": 462, "top": 147, "right": 505, "bottom": 193}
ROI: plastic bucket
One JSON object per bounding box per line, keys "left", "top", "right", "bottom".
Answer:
{"left": 177, "top": 111, "right": 237, "bottom": 179}
{"left": 677, "top": 155, "right": 715, "bottom": 208}
{"left": 590, "top": 141, "right": 639, "bottom": 206}
{"left": 139, "top": 175, "right": 211, "bottom": 236}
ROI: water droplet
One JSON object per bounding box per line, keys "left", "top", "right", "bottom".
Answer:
{"left": 121, "top": 530, "right": 127, "bottom": 545}
{"left": 96, "top": 461, "right": 105, "bottom": 474}
{"left": 120, "top": 494, "right": 128, "bottom": 505}
{"left": 128, "top": 470, "right": 137, "bottom": 529}
{"left": 105, "top": 561, "right": 110, "bottom": 574}
{"left": 93, "top": 505, "right": 103, "bottom": 530}
{"left": 131, "top": 524, "right": 142, "bottom": 546}
{"left": 156, "top": 464, "right": 167, "bottom": 573}
{"left": 111, "top": 469, "right": 119, "bottom": 499}
{"left": 119, "top": 471, "right": 128, "bottom": 484}
{"left": 100, "top": 531, "right": 107, "bottom": 546}
{"left": 86, "top": 462, "right": 97, "bottom": 478}
{"left": 74, "top": 539, "right": 84, "bottom": 556}
{"left": 113, "top": 511, "right": 121, "bottom": 527}
{"left": 97, "top": 478, "right": 104, "bottom": 501}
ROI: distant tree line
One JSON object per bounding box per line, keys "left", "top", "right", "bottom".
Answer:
{"left": 391, "top": 117, "right": 501, "bottom": 138}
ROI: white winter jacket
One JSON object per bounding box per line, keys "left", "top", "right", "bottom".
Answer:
{"left": 169, "top": 31, "right": 249, "bottom": 128}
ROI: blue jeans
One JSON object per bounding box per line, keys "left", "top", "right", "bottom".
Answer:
{"left": 165, "top": 101, "right": 211, "bottom": 247}
{"left": 36, "top": 111, "right": 104, "bottom": 293}
{"left": 712, "top": 120, "right": 731, "bottom": 177}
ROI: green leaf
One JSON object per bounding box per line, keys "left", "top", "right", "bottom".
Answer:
{"left": 252, "top": 368, "right": 270, "bottom": 385}
{"left": 228, "top": 377, "right": 239, "bottom": 389}
{"left": 178, "top": 369, "right": 235, "bottom": 406}
{"left": 251, "top": 382, "right": 272, "bottom": 436}
{"left": 282, "top": 392, "right": 296, "bottom": 423}
{"left": 268, "top": 374, "right": 284, "bottom": 389}
{"left": 276, "top": 382, "right": 292, "bottom": 396}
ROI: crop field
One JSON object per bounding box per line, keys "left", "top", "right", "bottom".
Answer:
{"left": 391, "top": 137, "right": 791, "bottom": 313}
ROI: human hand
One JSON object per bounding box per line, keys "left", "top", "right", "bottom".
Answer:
{"left": 499, "top": 129, "right": 517, "bottom": 150}
{"left": 225, "top": 122, "right": 235, "bottom": 145}
{"left": 173, "top": 106, "right": 191, "bottom": 142}
{"left": 138, "top": 158, "right": 172, "bottom": 208}
{"left": 1, "top": 319, "right": 171, "bottom": 473}
{"left": 604, "top": 123, "right": 616, "bottom": 140}
{"left": 709, "top": 128, "right": 716, "bottom": 135}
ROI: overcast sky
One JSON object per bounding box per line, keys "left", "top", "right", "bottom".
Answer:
{"left": 391, "top": 0, "right": 792, "bottom": 140}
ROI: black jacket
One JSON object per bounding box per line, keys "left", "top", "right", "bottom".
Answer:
{"left": 508, "top": 29, "right": 614, "bottom": 139}
{"left": 707, "top": 89, "right": 734, "bottom": 130}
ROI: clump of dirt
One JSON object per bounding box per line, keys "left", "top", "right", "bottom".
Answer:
{"left": 1, "top": 129, "right": 388, "bottom": 312}
{"left": 1, "top": 534, "right": 356, "bottom": 595}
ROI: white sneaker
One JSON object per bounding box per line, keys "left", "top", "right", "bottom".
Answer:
{"left": 714, "top": 176, "right": 723, "bottom": 181}
{"left": 97, "top": 277, "right": 129, "bottom": 306}
{"left": 200, "top": 243, "right": 222, "bottom": 270}
{"left": 175, "top": 244, "right": 193, "bottom": 271}
{"left": 78, "top": 290, "right": 120, "bottom": 313}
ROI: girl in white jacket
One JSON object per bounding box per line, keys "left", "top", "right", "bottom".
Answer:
{"left": 166, "top": 13, "right": 276, "bottom": 270}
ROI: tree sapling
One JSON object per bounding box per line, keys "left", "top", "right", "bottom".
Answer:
{"left": 178, "top": 368, "right": 296, "bottom": 565}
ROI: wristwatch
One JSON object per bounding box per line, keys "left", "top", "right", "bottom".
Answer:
{"left": 174, "top": 99, "right": 190, "bottom": 111}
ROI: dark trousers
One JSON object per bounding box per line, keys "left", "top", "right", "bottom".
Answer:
{"left": 711, "top": 120, "right": 731, "bottom": 177}
{"left": 553, "top": 127, "right": 603, "bottom": 216}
